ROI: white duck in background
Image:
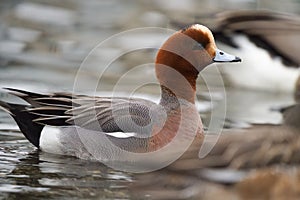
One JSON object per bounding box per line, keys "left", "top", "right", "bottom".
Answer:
{"left": 214, "top": 10, "right": 300, "bottom": 93}
{"left": 174, "top": 10, "right": 300, "bottom": 94}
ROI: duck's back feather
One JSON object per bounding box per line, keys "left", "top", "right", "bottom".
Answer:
{"left": 0, "top": 88, "right": 164, "bottom": 147}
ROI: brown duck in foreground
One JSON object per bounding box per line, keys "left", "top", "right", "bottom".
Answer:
{"left": 0, "top": 24, "right": 240, "bottom": 172}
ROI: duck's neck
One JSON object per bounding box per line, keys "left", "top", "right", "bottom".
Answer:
{"left": 155, "top": 48, "right": 200, "bottom": 108}
{"left": 158, "top": 72, "right": 198, "bottom": 109}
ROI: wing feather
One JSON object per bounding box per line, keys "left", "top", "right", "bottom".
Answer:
{"left": 3, "top": 88, "right": 158, "bottom": 135}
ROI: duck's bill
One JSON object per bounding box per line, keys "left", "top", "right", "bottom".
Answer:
{"left": 213, "top": 49, "right": 241, "bottom": 63}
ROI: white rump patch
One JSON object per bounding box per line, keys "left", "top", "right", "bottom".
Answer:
{"left": 40, "top": 126, "right": 64, "bottom": 154}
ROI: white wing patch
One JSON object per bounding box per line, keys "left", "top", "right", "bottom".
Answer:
{"left": 104, "top": 132, "right": 136, "bottom": 138}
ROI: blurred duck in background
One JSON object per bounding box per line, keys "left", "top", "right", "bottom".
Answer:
{"left": 213, "top": 10, "right": 300, "bottom": 94}
{"left": 173, "top": 10, "right": 300, "bottom": 94}
{"left": 132, "top": 102, "right": 300, "bottom": 200}
{"left": 209, "top": 10, "right": 300, "bottom": 128}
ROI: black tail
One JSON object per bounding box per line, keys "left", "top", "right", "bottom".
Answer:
{"left": 0, "top": 100, "right": 44, "bottom": 147}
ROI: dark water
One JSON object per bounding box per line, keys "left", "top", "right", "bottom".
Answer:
{"left": 0, "top": 0, "right": 299, "bottom": 199}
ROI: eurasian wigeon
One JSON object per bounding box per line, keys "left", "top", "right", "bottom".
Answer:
{"left": 174, "top": 10, "right": 300, "bottom": 93}
{"left": 0, "top": 24, "right": 240, "bottom": 163}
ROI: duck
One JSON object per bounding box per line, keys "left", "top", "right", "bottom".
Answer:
{"left": 132, "top": 103, "right": 300, "bottom": 199}
{"left": 173, "top": 10, "right": 300, "bottom": 94}
{"left": 0, "top": 24, "right": 241, "bottom": 170}
{"left": 166, "top": 103, "right": 300, "bottom": 171}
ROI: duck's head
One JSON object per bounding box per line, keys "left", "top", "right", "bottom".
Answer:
{"left": 155, "top": 24, "right": 241, "bottom": 103}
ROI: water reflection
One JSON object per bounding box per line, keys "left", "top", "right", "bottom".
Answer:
{"left": 1, "top": 148, "right": 131, "bottom": 199}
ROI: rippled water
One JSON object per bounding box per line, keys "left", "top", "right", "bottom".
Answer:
{"left": 0, "top": 0, "right": 299, "bottom": 199}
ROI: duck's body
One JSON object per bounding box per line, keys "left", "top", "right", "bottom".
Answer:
{"left": 0, "top": 90, "right": 163, "bottom": 157}
{"left": 0, "top": 25, "right": 240, "bottom": 165}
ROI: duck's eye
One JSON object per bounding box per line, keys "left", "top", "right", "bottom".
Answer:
{"left": 219, "top": 51, "right": 224, "bottom": 55}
